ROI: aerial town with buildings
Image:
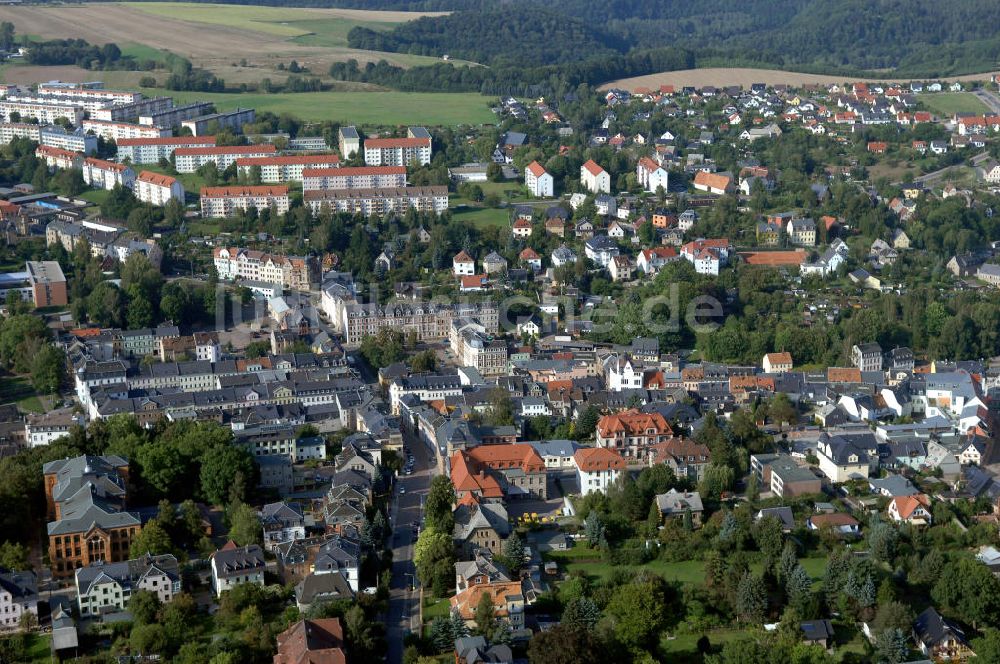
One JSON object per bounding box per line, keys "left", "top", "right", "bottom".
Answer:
{"left": 0, "top": 9, "right": 999, "bottom": 664}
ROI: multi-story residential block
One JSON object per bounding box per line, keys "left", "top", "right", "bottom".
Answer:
{"left": 636, "top": 156, "right": 669, "bottom": 192}
{"left": 787, "top": 217, "right": 817, "bottom": 246}
{"left": 681, "top": 238, "right": 732, "bottom": 275}
{"left": 596, "top": 408, "right": 675, "bottom": 463}
{"left": 387, "top": 373, "right": 472, "bottom": 414}
{"left": 339, "top": 299, "right": 497, "bottom": 347}
{"left": 213, "top": 246, "right": 317, "bottom": 290}
{"left": 0, "top": 121, "right": 40, "bottom": 144}
{"left": 0, "top": 99, "right": 83, "bottom": 125}
{"left": 134, "top": 171, "right": 185, "bottom": 206}
{"left": 581, "top": 159, "right": 610, "bottom": 193}
{"left": 137, "top": 101, "right": 214, "bottom": 129}
{"left": 236, "top": 154, "right": 341, "bottom": 183}
{"left": 82, "top": 157, "right": 135, "bottom": 191}
{"left": 44, "top": 455, "right": 139, "bottom": 577}
{"left": 210, "top": 542, "right": 265, "bottom": 597}
{"left": 174, "top": 144, "right": 276, "bottom": 173}
{"left": 36, "top": 145, "right": 82, "bottom": 171}
{"left": 338, "top": 126, "right": 360, "bottom": 159}
{"left": 302, "top": 186, "right": 448, "bottom": 217}
{"left": 89, "top": 96, "right": 173, "bottom": 123}
{"left": 116, "top": 135, "right": 216, "bottom": 164}
{"left": 26, "top": 409, "right": 84, "bottom": 447}
{"left": 200, "top": 185, "right": 290, "bottom": 218}
{"left": 450, "top": 318, "right": 508, "bottom": 375}
{"left": 0, "top": 569, "right": 38, "bottom": 628}
{"left": 37, "top": 84, "right": 141, "bottom": 105}
{"left": 181, "top": 108, "right": 255, "bottom": 136}
{"left": 363, "top": 135, "right": 432, "bottom": 166}
{"left": 75, "top": 554, "right": 181, "bottom": 617}
{"left": 40, "top": 126, "right": 97, "bottom": 154}
{"left": 301, "top": 165, "right": 406, "bottom": 191}
{"left": 525, "top": 161, "right": 553, "bottom": 197}
{"left": 851, "top": 343, "right": 883, "bottom": 372}
{"left": 751, "top": 453, "right": 822, "bottom": 498}
{"left": 451, "top": 444, "right": 548, "bottom": 501}
{"left": 26, "top": 260, "right": 68, "bottom": 307}
{"left": 81, "top": 120, "right": 169, "bottom": 143}
{"left": 574, "top": 447, "right": 626, "bottom": 495}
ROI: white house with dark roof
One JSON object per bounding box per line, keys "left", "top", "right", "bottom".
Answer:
{"left": 211, "top": 542, "right": 265, "bottom": 597}
{"left": 75, "top": 554, "right": 180, "bottom": 617}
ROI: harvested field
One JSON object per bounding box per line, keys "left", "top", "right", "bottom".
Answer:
{"left": 0, "top": 3, "right": 463, "bottom": 76}
{"left": 602, "top": 67, "right": 1000, "bottom": 91}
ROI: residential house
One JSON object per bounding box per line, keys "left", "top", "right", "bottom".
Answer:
{"left": 852, "top": 343, "right": 883, "bottom": 372}
{"left": 451, "top": 578, "right": 525, "bottom": 630}
{"left": 887, "top": 494, "right": 932, "bottom": 525}
{"left": 0, "top": 569, "right": 37, "bottom": 628}
{"left": 913, "top": 607, "right": 974, "bottom": 661}
{"left": 261, "top": 502, "right": 306, "bottom": 552}
{"left": 807, "top": 512, "right": 860, "bottom": 536}
{"left": 210, "top": 542, "right": 266, "bottom": 597}
{"left": 692, "top": 171, "right": 733, "bottom": 195}
{"left": 75, "top": 554, "right": 180, "bottom": 617}
{"left": 453, "top": 500, "right": 510, "bottom": 557}
{"left": 574, "top": 447, "right": 626, "bottom": 495}
{"left": 274, "top": 618, "right": 346, "bottom": 664}
{"left": 787, "top": 218, "right": 817, "bottom": 246}
{"left": 610, "top": 254, "right": 634, "bottom": 282}
{"left": 581, "top": 160, "right": 610, "bottom": 194}
{"left": 584, "top": 235, "right": 620, "bottom": 269}
{"left": 763, "top": 352, "right": 793, "bottom": 374}
{"left": 815, "top": 432, "right": 877, "bottom": 482}
{"left": 525, "top": 161, "right": 553, "bottom": 197}
{"left": 655, "top": 489, "right": 704, "bottom": 527}
{"left": 648, "top": 437, "right": 711, "bottom": 482}
{"left": 596, "top": 408, "right": 675, "bottom": 462}
{"left": 453, "top": 250, "right": 475, "bottom": 276}
{"left": 551, "top": 244, "right": 577, "bottom": 267}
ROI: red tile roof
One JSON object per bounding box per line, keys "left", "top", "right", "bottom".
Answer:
{"left": 526, "top": 160, "right": 547, "bottom": 177}
{"left": 582, "top": 159, "right": 605, "bottom": 176}
{"left": 137, "top": 170, "right": 177, "bottom": 187}
{"left": 574, "top": 447, "right": 626, "bottom": 471}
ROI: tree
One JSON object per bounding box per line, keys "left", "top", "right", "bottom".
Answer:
{"left": 735, "top": 572, "right": 767, "bottom": 623}
{"left": 136, "top": 443, "right": 186, "bottom": 497}
{"left": 485, "top": 388, "right": 515, "bottom": 426}
{"left": 753, "top": 515, "right": 784, "bottom": 563}
{"left": 786, "top": 564, "right": 813, "bottom": 614}
{"left": 872, "top": 601, "right": 913, "bottom": 634}
{"left": 424, "top": 475, "right": 455, "bottom": 534}
{"left": 562, "top": 597, "right": 601, "bottom": 630}
{"left": 575, "top": 405, "right": 600, "bottom": 440}
{"left": 359, "top": 328, "right": 404, "bottom": 369}
{"left": 29, "top": 345, "right": 64, "bottom": 394}
{"left": 874, "top": 628, "right": 909, "bottom": 664}
{"left": 129, "top": 589, "right": 162, "bottom": 626}
{"left": 867, "top": 519, "right": 898, "bottom": 562}
{"left": 130, "top": 519, "right": 174, "bottom": 558}
{"left": 130, "top": 622, "right": 167, "bottom": 657}
{"left": 86, "top": 282, "right": 125, "bottom": 328}
{"left": 0, "top": 542, "right": 29, "bottom": 571}
{"left": 228, "top": 501, "right": 262, "bottom": 547}
{"left": 604, "top": 578, "right": 669, "bottom": 649}
{"left": 474, "top": 591, "right": 497, "bottom": 636}
{"left": 583, "top": 511, "right": 605, "bottom": 548}
{"left": 972, "top": 628, "right": 1000, "bottom": 663}
{"left": 414, "top": 529, "right": 454, "bottom": 594}
{"left": 410, "top": 350, "right": 437, "bottom": 373}
{"left": 200, "top": 446, "right": 256, "bottom": 505}
{"left": 700, "top": 463, "right": 735, "bottom": 499}
{"left": 769, "top": 392, "right": 797, "bottom": 426}
{"left": 527, "top": 624, "right": 606, "bottom": 664}
{"left": 932, "top": 557, "right": 1000, "bottom": 628}
{"left": 501, "top": 532, "right": 524, "bottom": 574}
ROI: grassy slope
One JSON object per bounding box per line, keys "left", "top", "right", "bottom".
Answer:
{"left": 144, "top": 88, "right": 496, "bottom": 125}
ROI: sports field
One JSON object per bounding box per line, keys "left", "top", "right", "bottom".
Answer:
{"left": 145, "top": 88, "right": 496, "bottom": 126}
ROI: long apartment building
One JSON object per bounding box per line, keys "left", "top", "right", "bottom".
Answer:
{"left": 303, "top": 186, "right": 448, "bottom": 217}
{"left": 301, "top": 165, "right": 406, "bottom": 191}
{"left": 363, "top": 134, "right": 431, "bottom": 166}
{"left": 339, "top": 300, "right": 498, "bottom": 346}
{"left": 40, "top": 126, "right": 97, "bottom": 154}
{"left": 138, "top": 101, "right": 214, "bottom": 129}
{"left": 37, "top": 84, "right": 141, "bottom": 105}
{"left": 81, "top": 119, "right": 169, "bottom": 143}
{"left": 82, "top": 157, "right": 135, "bottom": 191}
{"left": 89, "top": 96, "right": 173, "bottom": 122}
{"left": 0, "top": 122, "right": 40, "bottom": 144}
{"left": 6, "top": 93, "right": 112, "bottom": 115}
{"left": 117, "top": 135, "right": 216, "bottom": 164}
{"left": 174, "top": 144, "right": 276, "bottom": 173}
{"left": 200, "top": 185, "right": 290, "bottom": 218}
{"left": 135, "top": 171, "right": 184, "bottom": 206}
{"left": 0, "top": 99, "right": 83, "bottom": 125}
{"left": 236, "top": 154, "right": 341, "bottom": 183}
{"left": 213, "top": 246, "right": 317, "bottom": 290}
{"left": 36, "top": 145, "right": 82, "bottom": 171}
{"left": 181, "top": 108, "right": 255, "bottom": 136}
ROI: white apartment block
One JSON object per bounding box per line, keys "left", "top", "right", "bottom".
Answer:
{"left": 0, "top": 100, "right": 83, "bottom": 125}
{"left": 0, "top": 122, "right": 40, "bottom": 144}
{"left": 301, "top": 165, "right": 406, "bottom": 191}
{"left": 303, "top": 186, "right": 448, "bottom": 217}
{"left": 174, "top": 145, "right": 276, "bottom": 173}
{"left": 116, "top": 136, "right": 217, "bottom": 164}
{"left": 581, "top": 159, "right": 611, "bottom": 194}
{"left": 363, "top": 137, "right": 431, "bottom": 166}
{"left": 636, "top": 156, "right": 670, "bottom": 193}
{"left": 37, "top": 84, "right": 141, "bottom": 105}
{"left": 181, "top": 108, "right": 255, "bottom": 136}
{"left": 5, "top": 93, "right": 110, "bottom": 114}
{"left": 89, "top": 97, "right": 173, "bottom": 122}
{"left": 0, "top": 570, "right": 37, "bottom": 629}
{"left": 82, "top": 158, "right": 135, "bottom": 191}
{"left": 525, "top": 161, "right": 553, "bottom": 197}
{"left": 135, "top": 171, "right": 185, "bottom": 206}
{"left": 81, "top": 120, "right": 169, "bottom": 143}
{"left": 40, "top": 126, "right": 97, "bottom": 154}
{"left": 213, "top": 246, "right": 315, "bottom": 290}
{"left": 200, "top": 185, "right": 290, "bottom": 218}
{"left": 138, "top": 101, "right": 214, "bottom": 129}
{"left": 35, "top": 145, "right": 82, "bottom": 171}
{"left": 236, "top": 154, "right": 341, "bottom": 183}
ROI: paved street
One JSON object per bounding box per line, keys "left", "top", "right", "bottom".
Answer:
{"left": 974, "top": 88, "right": 1000, "bottom": 114}
{"left": 385, "top": 427, "right": 437, "bottom": 664}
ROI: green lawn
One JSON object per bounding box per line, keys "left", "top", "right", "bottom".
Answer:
{"left": 124, "top": 2, "right": 332, "bottom": 38}
{"left": 78, "top": 189, "right": 110, "bottom": 206}
{"left": 919, "top": 92, "right": 988, "bottom": 116}
{"left": 23, "top": 633, "right": 51, "bottom": 662}
{"left": 660, "top": 628, "right": 745, "bottom": 656}
{"left": 144, "top": 88, "right": 497, "bottom": 126}
{"left": 423, "top": 596, "right": 451, "bottom": 621}
{"left": 0, "top": 375, "right": 43, "bottom": 412}
{"left": 451, "top": 205, "right": 510, "bottom": 228}
{"left": 120, "top": 42, "right": 173, "bottom": 65}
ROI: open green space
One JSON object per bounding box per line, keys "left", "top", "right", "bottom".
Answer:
{"left": 23, "top": 633, "right": 51, "bottom": 662}
{"left": 919, "top": 92, "right": 988, "bottom": 116}
{"left": 451, "top": 205, "right": 510, "bottom": 228}
{"left": 120, "top": 42, "right": 173, "bottom": 64}
{"left": 286, "top": 17, "right": 400, "bottom": 49}
{"left": 423, "top": 596, "right": 451, "bottom": 621}
{"left": 144, "top": 88, "right": 496, "bottom": 126}
{"left": 0, "top": 375, "right": 43, "bottom": 412}
{"left": 124, "top": 2, "right": 329, "bottom": 38}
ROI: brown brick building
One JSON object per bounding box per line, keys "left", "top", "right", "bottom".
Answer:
{"left": 26, "top": 260, "right": 67, "bottom": 307}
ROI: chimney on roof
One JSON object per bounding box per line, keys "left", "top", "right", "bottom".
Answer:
{"left": 479, "top": 470, "right": 485, "bottom": 479}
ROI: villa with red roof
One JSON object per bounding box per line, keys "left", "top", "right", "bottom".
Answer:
{"left": 519, "top": 247, "right": 541, "bottom": 271}
{"left": 596, "top": 408, "right": 675, "bottom": 463}
{"left": 574, "top": 447, "right": 626, "bottom": 495}
{"left": 450, "top": 444, "right": 548, "bottom": 501}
